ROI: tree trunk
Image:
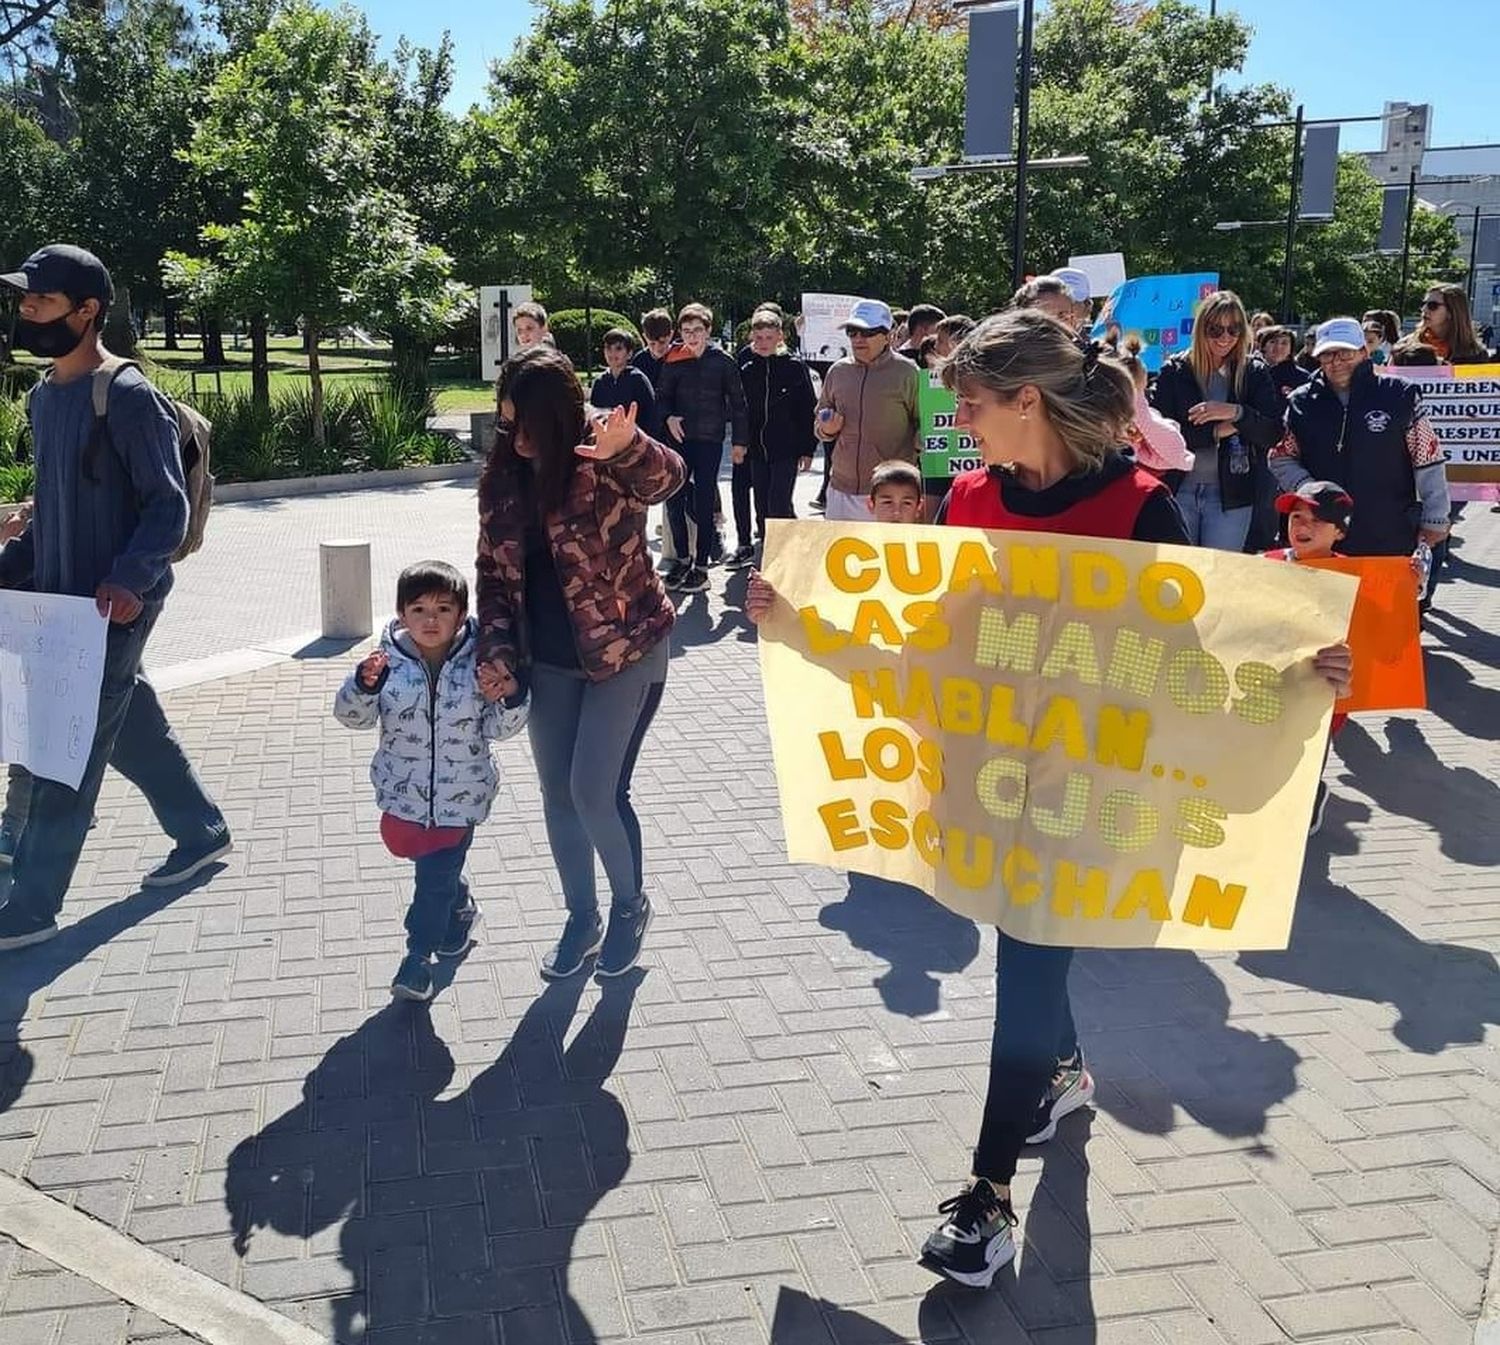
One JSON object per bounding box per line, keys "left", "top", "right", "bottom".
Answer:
{"left": 164, "top": 297, "right": 180, "bottom": 351}
{"left": 306, "top": 321, "right": 324, "bottom": 446}
{"left": 103, "top": 285, "right": 138, "bottom": 358}
{"left": 249, "top": 314, "right": 270, "bottom": 411}
{"left": 201, "top": 316, "right": 226, "bottom": 366}
{"left": 390, "top": 326, "right": 433, "bottom": 413}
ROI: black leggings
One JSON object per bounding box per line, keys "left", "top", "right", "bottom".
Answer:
{"left": 972, "top": 933, "right": 1078, "bottom": 1183}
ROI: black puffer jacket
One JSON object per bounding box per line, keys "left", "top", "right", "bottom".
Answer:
{"left": 1150, "top": 354, "right": 1284, "bottom": 510}
{"left": 737, "top": 348, "right": 818, "bottom": 461}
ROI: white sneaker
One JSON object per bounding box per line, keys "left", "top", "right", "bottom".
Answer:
{"left": 1026, "top": 1055, "right": 1095, "bottom": 1144}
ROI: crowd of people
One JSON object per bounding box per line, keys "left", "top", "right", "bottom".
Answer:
{"left": 0, "top": 240, "right": 1478, "bottom": 1299}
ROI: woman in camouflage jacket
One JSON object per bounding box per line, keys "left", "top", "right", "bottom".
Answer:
{"left": 476, "top": 345, "right": 685, "bottom": 982}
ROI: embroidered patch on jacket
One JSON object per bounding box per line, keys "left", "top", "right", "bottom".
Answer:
{"left": 1365, "top": 410, "right": 1391, "bottom": 434}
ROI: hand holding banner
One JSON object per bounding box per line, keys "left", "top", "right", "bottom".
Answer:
{"left": 756, "top": 520, "right": 1357, "bottom": 951}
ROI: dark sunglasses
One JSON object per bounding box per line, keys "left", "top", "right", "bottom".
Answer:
{"left": 1421, "top": 299, "right": 1446, "bottom": 311}
{"left": 1204, "top": 323, "right": 1242, "bottom": 339}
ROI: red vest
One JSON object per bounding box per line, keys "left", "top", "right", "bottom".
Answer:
{"left": 943, "top": 465, "right": 1162, "bottom": 540}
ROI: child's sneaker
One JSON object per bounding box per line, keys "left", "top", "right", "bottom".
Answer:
{"left": 540, "top": 912, "right": 604, "bottom": 980}
{"left": 919, "top": 1178, "right": 1017, "bottom": 1288}
{"left": 597, "top": 895, "right": 652, "bottom": 978}
{"left": 725, "top": 544, "right": 756, "bottom": 570}
{"left": 436, "top": 899, "right": 479, "bottom": 958}
{"left": 662, "top": 561, "right": 691, "bottom": 590}
{"left": 391, "top": 953, "right": 434, "bottom": 1002}
{"left": 1025, "top": 1053, "right": 1095, "bottom": 1144}
{"left": 675, "top": 567, "right": 710, "bottom": 595}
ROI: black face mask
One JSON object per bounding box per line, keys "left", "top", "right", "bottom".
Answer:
{"left": 14, "top": 312, "right": 89, "bottom": 359}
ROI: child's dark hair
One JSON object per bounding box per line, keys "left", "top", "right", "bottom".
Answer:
{"left": 640, "top": 308, "right": 673, "bottom": 340}
{"left": 869, "top": 459, "right": 923, "bottom": 497}
{"left": 1116, "top": 333, "right": 1148, "bottom": 384}
{"left": 397, "top": 560, "right": 468, "bottom": 612}
{"left": 602, "top": 326, "right": 636, "bottom": 352}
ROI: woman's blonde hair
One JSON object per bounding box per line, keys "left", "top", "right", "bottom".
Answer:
{"left": 942, "top": 309, "right": 1134, "bottom": 474}
{"left": 1189, "top": 290, "right": 1251, "bottom": 399}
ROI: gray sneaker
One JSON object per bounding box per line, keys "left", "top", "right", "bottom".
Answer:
{"left": 540, "top": 913, "right": 604, "bottom": 979}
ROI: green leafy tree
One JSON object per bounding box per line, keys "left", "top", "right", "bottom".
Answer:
{"left": 181, "top": 0, "right": 454, "bottom": 441}
{"left": 482, "top": 0, "right": 794, "bottom": 312}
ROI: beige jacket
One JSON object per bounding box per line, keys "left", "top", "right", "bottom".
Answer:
{"left": 815, "top": 349, "right": 920, "bottom": 494}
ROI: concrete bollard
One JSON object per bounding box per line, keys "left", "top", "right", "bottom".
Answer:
{"left": 470, "top": 411, "right": 496, "bottom": 454}
{"left": 320, "top": 539, "right": 372, "bottom": 640}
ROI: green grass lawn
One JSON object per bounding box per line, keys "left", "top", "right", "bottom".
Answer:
{"left": 129, "top": 336, "right": 496, "bottom": 414}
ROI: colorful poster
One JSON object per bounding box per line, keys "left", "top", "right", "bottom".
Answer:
{"left": 1091, "top": 273, "right": 1220, "bottom": 373}
{"left": 757, "top": 519, "right": 1358, "bottom": 951}
{"left": 0, "top": 592, "right": 108, "bottom": 790}
{"left": 918, "top": 369, "right": 983, "bottom": 481}
{"left": 1379, "top": 363, "right": 1500, "bottom": 482}
{"left": 799, "top": 293, "right": 864, "bottom": 363}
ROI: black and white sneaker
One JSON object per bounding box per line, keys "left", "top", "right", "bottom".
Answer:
{"left": 1309, "top": 781, "right": 1329, "bottom": 836}
{"left": 142, "top": 832, "right": 233, "bottom": 887}
{"left": 436, "top": 899, "right": 479, "bottom": 958}
{"left": 0, "top": 905, "right": 58, "bottom": 953}
{"left": 597, "top": 895, "right": 652, "bottom": 978}
{"left": 1025, "top": 1053, "right": 1096, "bottom": 1144}
{"left": 662, "top": 561, "right": 691, "bottom": 590}
{"left": 675, "top": 567, "right": 710, "bottom": 594}
{"left": 919, "top": 1179, "right": 1017, "bottom": 1289}
{"left": 391, "top": 953, "right": 434, "bottom": 1002}
{"left": 725, "top": 544, "right": 756, "bottom": 570}
{"left": 540, "top": 913, "right": 604, "bottom": 980}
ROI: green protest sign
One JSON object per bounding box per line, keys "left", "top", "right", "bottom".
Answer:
{"left": 919, "top": 369, "right": 984, "bottom": 480}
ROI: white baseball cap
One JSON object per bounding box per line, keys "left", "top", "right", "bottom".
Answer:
{"left": 1047, "top": 268, "right": 1092, "bottom": 304}
{"left": 843, "top": 299, "right": 895, "bottom": 332}
{"left": 1312, "top": 317, "right": 1364, "bottom": 357}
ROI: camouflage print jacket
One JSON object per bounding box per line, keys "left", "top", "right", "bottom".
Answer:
{"left": 476, "top": 430, "right": 686, "bottom": 683}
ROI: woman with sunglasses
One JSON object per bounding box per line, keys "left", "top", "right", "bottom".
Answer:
{"left": 1150, "top": 290, "right": 1283, "bottom": 551}
{"left": 1393, "top": 283, "right": 1491, "bottom": 365}
{"left": 476, "top": 346, "right": 685, "bottom": 981}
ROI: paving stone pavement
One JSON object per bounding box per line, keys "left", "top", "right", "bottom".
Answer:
{"left": 0, "top": 487, "right": 1497, "bottom": 1345}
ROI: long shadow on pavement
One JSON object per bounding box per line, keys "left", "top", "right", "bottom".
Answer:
{"left": 0, "top": 868, "right": 225, "bottom": 1125}
{"left": 820, "top": 873, "right": 981, "bottom": 1017}
{"left": 1238, "top": 797, "right": 1499, "bottom": 1055}
{"left": 226, "top": 971, "right": 642, "bottom": 1343}
{"left": 1333, "top": 716, "right": 1500, "bottom": 868}
{"left": 770, "top": 1113, "right": 1098, "bottom": 1342}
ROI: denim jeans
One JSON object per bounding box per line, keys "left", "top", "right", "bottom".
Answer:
{"left": 666, "top": 437, "right": 725, "bottom": 566}
{"left": 527, "top": 636, "right": 668, "bottom": 917}
{"left": 5, "top": 599, "right": 226, "bottom": 923}
{"left": 972, "top": 933, "right": 1079, "bottom": 1183}
{"left": 1174, "top": 480, "right": 1252, "bottom": 551}
{"left": 405, "top": 828, "right": 473, "bottom": 957}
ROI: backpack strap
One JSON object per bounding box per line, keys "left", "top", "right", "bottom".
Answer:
{"left": 82, "top": 356, "right": 142, "bottom": 483}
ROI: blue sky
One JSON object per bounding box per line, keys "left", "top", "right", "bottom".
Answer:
{"left": 350, "top": 0, "right": 1492, "bottom": 150}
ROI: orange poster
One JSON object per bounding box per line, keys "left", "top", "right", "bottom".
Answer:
{"left": 1304, "top": 556, "right": 1425, "bottom": 712}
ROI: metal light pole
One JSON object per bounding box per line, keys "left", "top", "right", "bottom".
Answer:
{"left": 1011, "top": 0, "right": 1035, "bottom": 289}
{"left": 1469, "top": 204, "right": 1482, "bottom": 306}
{"left": 1398, "top": 166, "right": 1418, "bottom": 316}
{"left": 1280, "top": 105, "right": 1304, "bottom": 323}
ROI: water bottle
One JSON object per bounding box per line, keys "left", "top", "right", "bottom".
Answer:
{"left": 1224, "top": 432, "right": 1250, "bottom": 476}
{"left": 1414, "top": 540, "right": 1433, "bottom": 596}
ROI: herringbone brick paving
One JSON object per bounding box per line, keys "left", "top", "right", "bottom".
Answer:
{"left": 0, "top": 486, "right": 1496, "bottom": 1344}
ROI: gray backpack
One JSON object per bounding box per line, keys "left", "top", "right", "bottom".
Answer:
{"left": 46, "top": 354, "right": 215, "bottom": 562}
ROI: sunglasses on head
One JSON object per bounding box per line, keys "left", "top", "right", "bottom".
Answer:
{"left": 1422, "top": 298, "right": 1446, "bottom": 310}
{"left": 1204, "top": 322, "right": 1242, "bottom": 339}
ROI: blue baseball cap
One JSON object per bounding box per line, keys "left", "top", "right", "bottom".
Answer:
{"left": 0, "top": 244, "right": 114, "bottom": 306}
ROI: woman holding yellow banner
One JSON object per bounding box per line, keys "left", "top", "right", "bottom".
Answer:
{"left": 747, "top": 309, "right": 1353, "bottom": 1290}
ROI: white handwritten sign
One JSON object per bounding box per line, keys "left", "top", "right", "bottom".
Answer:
{"left": 0, "top": 593, "right": 107, "bottom": 790}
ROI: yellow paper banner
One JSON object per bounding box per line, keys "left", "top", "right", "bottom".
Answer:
{"left": 757, "top": 519, "right": 1359, "bottom": 952}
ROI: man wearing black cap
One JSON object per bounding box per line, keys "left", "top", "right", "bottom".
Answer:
{"left": 0, "top": 245, "right": 230, "bottom": 951}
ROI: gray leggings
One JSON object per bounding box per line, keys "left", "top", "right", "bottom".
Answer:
{"left": 528, "top": 638, "right": 668, "bottom": 916}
